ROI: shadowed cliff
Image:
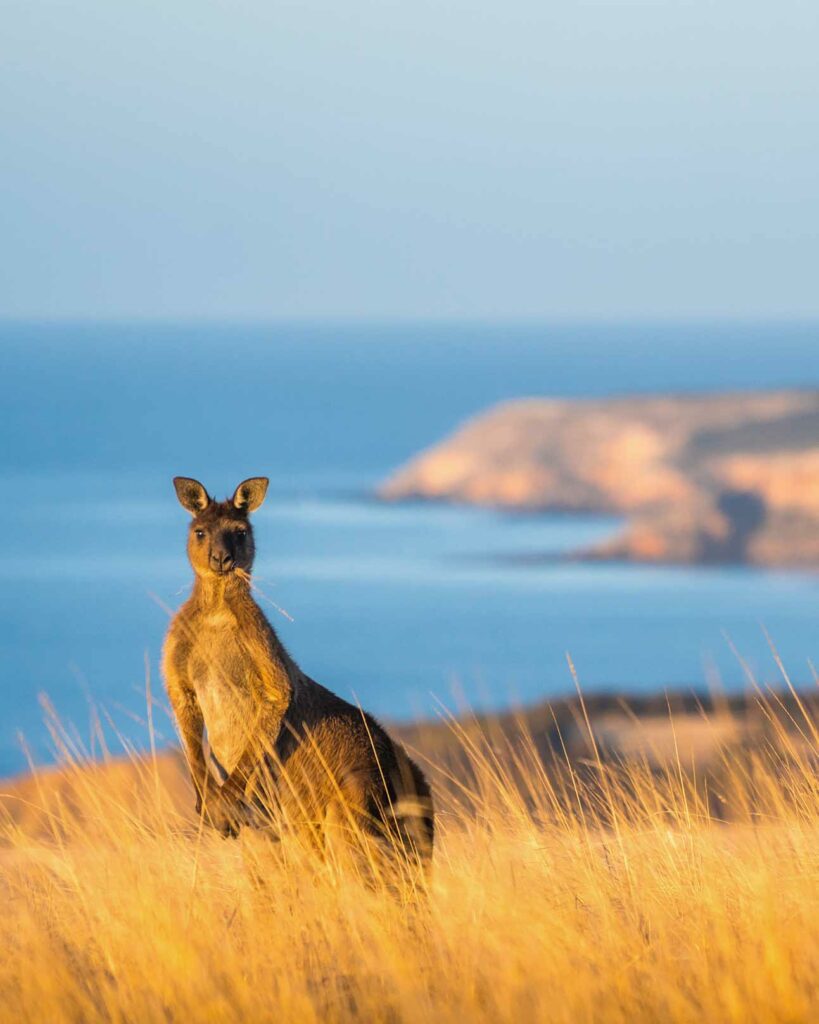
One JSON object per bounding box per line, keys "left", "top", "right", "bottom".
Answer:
{"left": 379, "top": 390, "right": 819, "bottom": 566}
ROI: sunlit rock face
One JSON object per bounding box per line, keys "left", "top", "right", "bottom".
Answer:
{"left": 379, "top": 391, "right": 819, "bottom": 566}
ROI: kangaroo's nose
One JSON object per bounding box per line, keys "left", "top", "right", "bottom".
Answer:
{"left": 211, "top": 552, "right": 234, "bottom": 572}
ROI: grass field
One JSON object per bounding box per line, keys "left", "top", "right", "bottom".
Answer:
{"left": 2, "top": 689, "right": 819, "bottom": 1023}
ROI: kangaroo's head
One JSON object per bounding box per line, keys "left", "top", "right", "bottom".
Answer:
{"left": 172, "top": 477, "right": 269, "bottom": 579}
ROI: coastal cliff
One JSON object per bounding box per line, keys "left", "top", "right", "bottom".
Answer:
{"left": 379, "top": 390, "right": 819, "bottom": 566}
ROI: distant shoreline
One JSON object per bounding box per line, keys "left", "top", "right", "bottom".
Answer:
{"left": 378, "top": 389, "right": 819, "bottom": 569}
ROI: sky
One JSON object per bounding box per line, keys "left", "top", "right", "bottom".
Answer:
{"left": 1, "top": 0, "right": 818, "bottom": 320}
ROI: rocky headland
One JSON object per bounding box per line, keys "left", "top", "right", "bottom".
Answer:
{"left": 379, "top": 390, "right": 819, "bottom": 566}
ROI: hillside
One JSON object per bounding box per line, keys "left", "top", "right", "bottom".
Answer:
{"left": 4, "top": 688, "right": 816, "bottom": 832}
{"left": 379, "top": 390, "right": 819, "bottom": 566}
{"left": 3, "top": 689, "right": 819, "bottom": 1023}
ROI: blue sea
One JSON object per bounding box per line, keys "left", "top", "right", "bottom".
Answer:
{"left": 2, "top": 321, "right": 819, "bottom": 776}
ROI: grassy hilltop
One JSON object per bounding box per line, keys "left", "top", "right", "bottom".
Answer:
{"left": 3, "top": 688, "right": 819, "bottom": 1023}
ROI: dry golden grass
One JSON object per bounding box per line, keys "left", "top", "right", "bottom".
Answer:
{"left": 2, "top": 694, "right": 819, "bottom": 1023}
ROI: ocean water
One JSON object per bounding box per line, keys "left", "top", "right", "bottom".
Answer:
{"left": 2, "top": 320, "right": 819, "bottom": 776}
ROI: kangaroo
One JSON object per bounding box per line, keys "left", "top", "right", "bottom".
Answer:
{"left": 162, "top": 476, "right": 433, "bottom": 865}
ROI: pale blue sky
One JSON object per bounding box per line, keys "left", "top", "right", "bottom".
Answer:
{"left": 2, "top": 0, "right": 818, "bottom": 319}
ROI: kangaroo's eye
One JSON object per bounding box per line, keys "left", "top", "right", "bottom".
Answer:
{"left": 194, "top": 529, "right": 205, "bottom": 540}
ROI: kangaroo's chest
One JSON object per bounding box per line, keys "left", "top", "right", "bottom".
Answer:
{"left": 189, "top": 613, "right": 259, "bottom": 773}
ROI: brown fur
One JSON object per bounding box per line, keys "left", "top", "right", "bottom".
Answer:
{"left": 162, "top": 477, "right": 434, "bottom": 864}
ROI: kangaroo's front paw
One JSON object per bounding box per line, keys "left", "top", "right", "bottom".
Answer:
{"left": 212, "top": 795, "right": 246, "bottom": 837}
{"left": 195, "top": 791, "right": 243, "bottom": 837}
{"left": 213, "top": 808, "right": 240, "bottom": 838}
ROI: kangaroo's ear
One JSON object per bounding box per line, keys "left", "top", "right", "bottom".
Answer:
{"left": 173, "top": 477, "right": 211, "bottom": 514}
{"left": 232, "top": 477, "right": 269, "bottom": 512}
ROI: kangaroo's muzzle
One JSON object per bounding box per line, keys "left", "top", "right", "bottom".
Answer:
{"left": 210, "top": 551, "right": 235, "bottom": 573}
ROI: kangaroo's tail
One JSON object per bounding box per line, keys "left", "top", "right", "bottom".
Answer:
{"left": 384, "top": 750, "right": 434, "bottom": 865}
